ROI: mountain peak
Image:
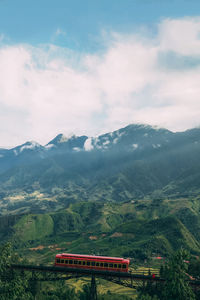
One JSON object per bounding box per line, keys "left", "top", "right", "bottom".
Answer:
{"left": 12, "top": 141, "right": 42, "bottom": 155}
{"left": 124, "top": 123, "right": 169, "bottom": 132}
{"left": 47, "top": 133, "right": 76, "bottom": 146}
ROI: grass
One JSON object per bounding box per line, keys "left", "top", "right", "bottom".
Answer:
{"left": 7, "top": 197, "right": 200, "bottom": 299}
{"left": 1, "top": 197, "right": 199, "bottom": 269}
{"left": 68, "top": 277, "right": 137, "bottom": 299}
{"left": 13, "top": 214, "right": 54, "bottom": 242}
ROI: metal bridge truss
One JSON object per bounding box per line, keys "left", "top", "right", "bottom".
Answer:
{"left": 11, "top": 264, "right": 200, "bottom": 299}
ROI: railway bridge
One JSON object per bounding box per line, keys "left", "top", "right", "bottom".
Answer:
{"left": 11, "top": 264, "right": 200, "bottom": 299}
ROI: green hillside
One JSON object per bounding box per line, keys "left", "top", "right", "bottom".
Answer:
{"left": 0, "top": 199, "right": 199, "bottom": 265}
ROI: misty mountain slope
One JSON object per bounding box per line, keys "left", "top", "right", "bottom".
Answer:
{"left": 0, "top": 124, "right": 200, "bottom": 213}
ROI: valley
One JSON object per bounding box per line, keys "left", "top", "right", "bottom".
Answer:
{"left": 1, "top": 124, "right": 200, "bottom": 299}
{"left": 1, "top": 198, "right": 200, "bottom": 266}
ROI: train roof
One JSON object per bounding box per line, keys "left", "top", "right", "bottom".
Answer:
{"left": 56, "top": 253, "right": 129, "bottom": 262}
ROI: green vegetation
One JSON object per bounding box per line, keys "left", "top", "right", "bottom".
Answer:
{"left": 137, "top": 249, "right": 196, "bottom": 300}
{"left": 0, "top": 199, "right": 200, "bottom": 265}
{"left": 0, "top": 243, "right": 134, "bottom": 299}
{"left": 1, "top": 125, "right": 200, "bottom": 215}
{"left": 161, "top": 249, "right": 195, "bottom": 300}
{"left": 1, "top": 126, "right": 200, "bottom": 298}
{"left": 0, "top": 243, "right": 32, "bottom": 299}
{"left": 0, "top": 243, "right": 199, "bottom": 299}
{"left": 13, "top": 214, "right": 54, "bottom": 242}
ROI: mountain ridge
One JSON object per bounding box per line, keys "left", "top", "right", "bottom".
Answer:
{"left": 0, "top": 123, "right": 200, "bottom": 214}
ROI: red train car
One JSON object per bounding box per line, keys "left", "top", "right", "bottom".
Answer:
{"left": 55, "top": 253, "right": 130, "bottom": 272}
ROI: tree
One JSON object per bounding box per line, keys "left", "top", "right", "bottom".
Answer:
{"left": 0, "top": 243, "right": 32, "bottom": 300}
{"left": 137, "top": 249, "right": 196, "bottom": 300}
{"left": 78, "top": 284, "right": 92, "bottom": 300}
{"left": 137, "top": 295, "right": 159, "bottom": 300}
{"left": 136, "top": 279, "right": 162, "bottom": 300}
{"left": 40, "top": 281, "right": 78, "bottom": 300}
{"left": 161, "top": 249, "right": 196, "bottom": 300}
{"left": 188, "top": 257, "right": 200, "bottom": 280}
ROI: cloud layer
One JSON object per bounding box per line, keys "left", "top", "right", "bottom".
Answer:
{"left": 0, "top": 17, "right": 200, "bottom": 146}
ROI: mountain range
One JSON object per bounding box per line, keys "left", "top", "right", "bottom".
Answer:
{"left": 1, "top": 124, "right": 200, "bottom": 262}
{"left": 0, "top": 123, "right": 200, "bottom": 214}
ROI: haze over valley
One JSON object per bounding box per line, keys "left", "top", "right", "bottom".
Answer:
{"left": 1, "top": 123, "right": 200, "bottom": 214}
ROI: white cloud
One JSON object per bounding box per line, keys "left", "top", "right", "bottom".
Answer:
{"left": 159, "top": 17, "right": 200, "bottom": 55}
{"left": 0, "top": 34, "right": 5, "bottom": 43}
{"left": 84, "top": 138, "right": 94, "bottom": 151}
{"left": 55, "top": 28, "right": 66, "bottom": 37}
{"left": 0, "top": 17, "right": 200, "bottom": 147}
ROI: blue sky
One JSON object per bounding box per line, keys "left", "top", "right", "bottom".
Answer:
{"left": 0, "top": 0, "right": 200, "bottom": 146}
{"left": 1, "top": 0, "right": 199, "bottom": 49}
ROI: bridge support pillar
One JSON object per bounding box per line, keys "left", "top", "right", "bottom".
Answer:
{"left": 90, "top": 274, "right": 97, "bottom": 300}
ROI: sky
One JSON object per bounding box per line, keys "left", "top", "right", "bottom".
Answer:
{"left": 0, "top": 0, "right": 200, "bottom": 147}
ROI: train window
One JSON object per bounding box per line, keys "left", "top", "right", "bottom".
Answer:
{"left": 78, "top": 261, "right": 82, "bottom": 265}
{"left": 56, "top": 259, "right": 60, "bottom": 263}
{"left": 114, "top": 264, "right": 117, "bottom": 268}
{"left": 100, "top": 263, "right": 103, "bottom": 267}
{"left": 96, "top": 262, "right": 99, "bottom": 267}
{"left": 122, "top": 264, "right": 126, "bottom": 269}
{"left": 118, "top": 264, "right": 122, "bottom": 268}
{"left": 109, "top": 263, "right": 113, "bottom": 268}
{"left": 74, "top": 260, "right": 78, "bottom": 265}
{"left": 82, "top": 261, "right": 86, "bottom": 265}
{"left": 104, "top": 263, "right": 108, "bottom": 268}
{"left": 61, "top": 259, "right": 64, "bottom": 263}
{"left": 65, "top": 260, "right": 68, "bottom": 264}
{"left": 91, "top": 261, "right": 95, "bottom": 266}
{"left": 69, "top": 260, "right": 73, "bottom": 264}
{"left": 87, "top": 261, "right": 91, "bottom": 266}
